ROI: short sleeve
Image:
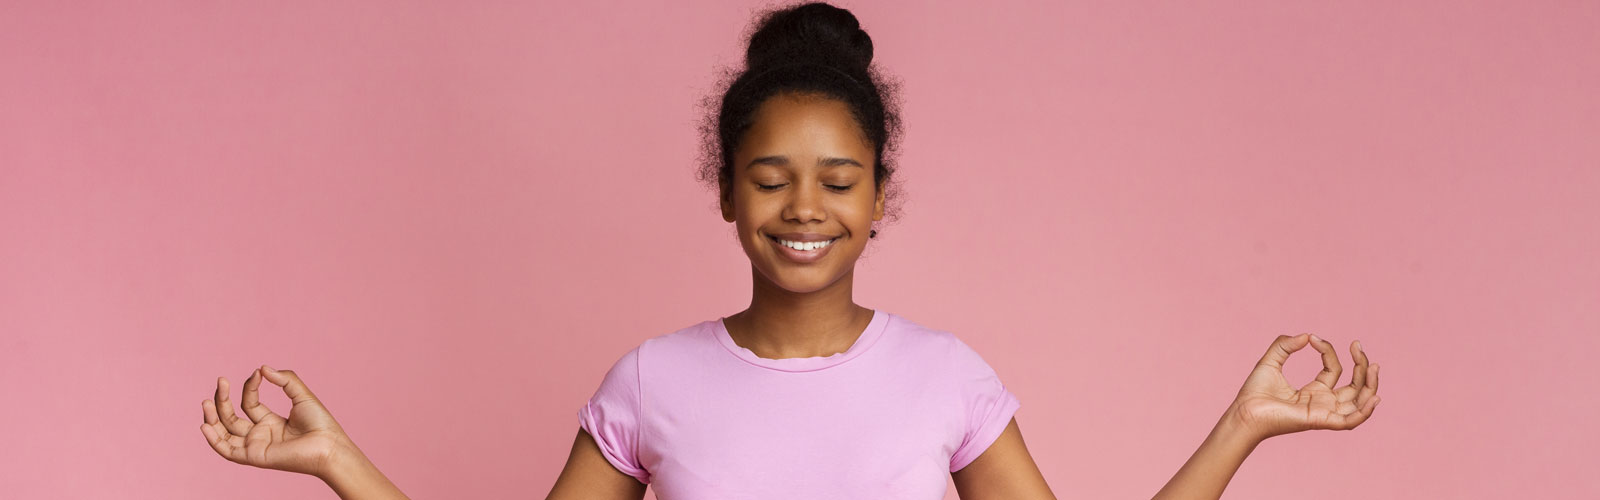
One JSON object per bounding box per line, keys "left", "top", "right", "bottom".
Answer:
{"left": 577, "top": 345, "right": 651, "bottom": 483}
{"left": 947, "top": 337, "right": 1022, "bottom": 473}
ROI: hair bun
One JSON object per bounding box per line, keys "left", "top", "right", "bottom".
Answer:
{"left": 745, "top": 2, "right": 873, "bottom": 74}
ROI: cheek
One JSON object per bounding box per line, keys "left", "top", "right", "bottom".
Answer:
{"left": 841, "top": 192, "right": 877, "bottom": 221}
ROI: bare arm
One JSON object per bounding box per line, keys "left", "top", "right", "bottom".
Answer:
{"left": 544, "top": 428, "right": 648, "bottom": 500}
{"left": 1148, "top": 408, "right": 1260, "bottom": 500}
{"left": 315, "top": 448, "right": 409, "bottom": 500}
{"left": 319, "top": 446, "right": 410, "bottom": 500}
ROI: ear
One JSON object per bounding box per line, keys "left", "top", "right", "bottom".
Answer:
{"left": 872, "top": 181, "right": 886, "bottom": 221}
{"left": 720, "top": 184, "right": 737, "bottom": 223}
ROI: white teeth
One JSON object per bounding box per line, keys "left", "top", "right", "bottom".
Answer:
{"left": 776, "top": 238, "right": 834, "bottom": 251}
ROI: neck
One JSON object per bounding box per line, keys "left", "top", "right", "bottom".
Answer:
{"left": 725, "top": 265, "right": 873, "bottom": 359}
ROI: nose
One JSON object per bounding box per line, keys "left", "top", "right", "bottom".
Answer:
{"left": 782, "top": 182, "right": 826, "bottom": 224}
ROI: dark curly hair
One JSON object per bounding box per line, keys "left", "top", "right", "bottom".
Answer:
{"left": 696, "top": 1, "right": 905, "bottom": 240}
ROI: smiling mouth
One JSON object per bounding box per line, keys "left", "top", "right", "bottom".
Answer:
{"left": 766, "top": 235, "right": 841, "bottom": 252}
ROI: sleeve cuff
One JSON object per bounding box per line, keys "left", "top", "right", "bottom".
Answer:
{"left": 948, "top": 386, "right": 1022, "bottom": 473}
{"left": 578, "top": 403, "right": 652, "bottom": 484}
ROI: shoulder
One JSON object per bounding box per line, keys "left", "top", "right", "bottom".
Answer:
{"left": 588, "top": 318, "right": 717, "bottom": 397}
{"left": 591, "top": 317, "right": 724, "bottom": 379}
{"left": 642, "top": 317, "right": 718, "bottom": 346}
{"left": 881, "top": 313, "right": 1001, "bottom": 376}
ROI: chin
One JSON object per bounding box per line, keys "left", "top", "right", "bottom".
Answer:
{"left": 766, "top": 264, "right": 852, "bottom": 293}
{"left": 774, "top": 276, "right": 831, "bottom": 294}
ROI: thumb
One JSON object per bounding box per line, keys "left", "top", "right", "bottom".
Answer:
{"left": 260, "top": 365, "right": 320, "bottom": 405}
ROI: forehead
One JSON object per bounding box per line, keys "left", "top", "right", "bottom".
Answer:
{"left": 739, "top": 93, "right": 873, "bottom": 157}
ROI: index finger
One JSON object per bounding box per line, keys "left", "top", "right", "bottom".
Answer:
{"left": 260, "top": 365, "right": 319, "bottom": 405}
{"left": 1347, "top": 340, "right": 1369, "bottom": 391}
{"left": 1307, "top": 334, "right": 1344, "bottom": 388}
{"left": 1256, "top": 333, "right": 1312, "bottom": 370}
{"left": 240, "top": 367, "right": 281, "bottom": 423}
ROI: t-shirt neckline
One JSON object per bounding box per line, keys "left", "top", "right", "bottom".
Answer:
{"left": 714, "top": 309, "right": 890, "bottom": 373}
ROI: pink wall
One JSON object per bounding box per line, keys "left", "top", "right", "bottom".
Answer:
{"left": 3, "top": 1, "right": 1596, "bottom": 498}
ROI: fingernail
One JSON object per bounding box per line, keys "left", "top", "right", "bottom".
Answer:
{"left": 1310, "top": 334, "right": 1322, "bottom": 342}
{"left": 1355, "top": 340, "right": 1363, "bottom": 351}
{"left": 262, "top": 365, "right": 277, "bottom": 373}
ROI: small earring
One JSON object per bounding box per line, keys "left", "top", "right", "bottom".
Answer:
{"left": 869, "top": 229, "right": 877, "bottom": 238}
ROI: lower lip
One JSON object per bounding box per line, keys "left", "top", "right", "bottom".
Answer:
{"left": 768, "top": 236, "right": 839, "bottom": 264}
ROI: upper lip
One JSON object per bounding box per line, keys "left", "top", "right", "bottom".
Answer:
{"left": 768, "top": 232, "right": 840, "bottom": 242}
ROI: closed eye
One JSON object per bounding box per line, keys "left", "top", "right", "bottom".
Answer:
{"left": 755, "top": 183, "right": 855, "bottom": 192}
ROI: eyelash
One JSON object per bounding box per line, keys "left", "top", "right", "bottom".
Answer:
{"left": 757, "top": 183, "right": 854, "bottom": 192}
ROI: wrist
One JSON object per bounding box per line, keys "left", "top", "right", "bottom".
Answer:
{"left": 1215, "top": 404, "right": 1268, "bottom": 448}
{"left": 318, "top": 440, "right": 408, "bottom": 500}
{"left": 317, "top": 439, "right": 372, "bottom": 484}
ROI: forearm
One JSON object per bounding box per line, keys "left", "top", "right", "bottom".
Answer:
{"left": 320, "top": 445, "right": 411, "bottom": 500}
{"left": 1151, "top": 408, "right": 1262, "bottom": 500}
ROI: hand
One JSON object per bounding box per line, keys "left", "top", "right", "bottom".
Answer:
{"left": 200, "top": 365, "right": 358, "bottom": 479}
{"left": 1226, "top": 333, "right": 1382, "bottom": 441}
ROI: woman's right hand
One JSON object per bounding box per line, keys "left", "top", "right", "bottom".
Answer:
{"left": 200, "top": 365, "right": 356, "bottom": 479}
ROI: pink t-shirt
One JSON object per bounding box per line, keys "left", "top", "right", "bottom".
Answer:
{"left": 576, "top": 309, "right": 1022, "bottom": 499}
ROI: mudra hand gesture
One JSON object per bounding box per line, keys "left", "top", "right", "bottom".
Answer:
{"left": 200, "top": 365, "right": 353, "bottom": 478}
{"left": 1228, "top": 333, "right": 1383, "bottom": 441}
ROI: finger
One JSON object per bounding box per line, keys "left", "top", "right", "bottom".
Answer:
{"left": 1255, "top": 333, "right": 1312, "bottom": 371}
{"left": 240, "top": 367, "right": 281, "bottom": 423}
{"left": 1327, "top": 393, "right": 1381, "bottom": 430}
{"left": 203, "top": 397, "right": 218, "bottom": 425}
{"left": 201, "top": 400, "right": 247, "bottom": 463}
{"left": 202, "top": 399, "right": 237, "bottom": 440}
{"left": 261, "top": 365, "right": 320, "bottom": 405}
{"left": 1355, "top": 363, "right": 1380, "bottom": 409}
{"left": 1346, "top": 340, "right": 1368, "bottom": 392}
{"left": 1308, "top": 334, "right": 1343, "bottom": 389}
{"left": 1366, "top": 363, "right": 1381, "bottom": 397}
{"left": 213, "top": 376, "right": 251, "bottom": 436}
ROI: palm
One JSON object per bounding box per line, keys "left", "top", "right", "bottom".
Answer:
{"left": 1230, "top": 334, "right": 1382, "bottom": 440}
{"left": 201, "top": 366, "right": 352, "bottom": 477}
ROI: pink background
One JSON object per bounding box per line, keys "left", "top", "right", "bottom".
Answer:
{"left": 3, "top": 1, "right": 1596, "bottom": 498}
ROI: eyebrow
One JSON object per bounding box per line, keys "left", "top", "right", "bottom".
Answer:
{"left": 746, "top": 155, "right": 864, "bottom": 169}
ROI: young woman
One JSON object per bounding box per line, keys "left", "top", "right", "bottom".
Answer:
{"left": 199, "top": 3, "right": 1383, "bottom": 499}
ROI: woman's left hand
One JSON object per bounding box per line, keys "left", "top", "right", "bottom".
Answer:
{"left": 1225, "top": 333, "right": 1382, "bottom": 442}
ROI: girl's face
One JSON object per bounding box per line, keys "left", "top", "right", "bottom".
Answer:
{"left": 721, "top": 92, "right": 886, "bottom": 294}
